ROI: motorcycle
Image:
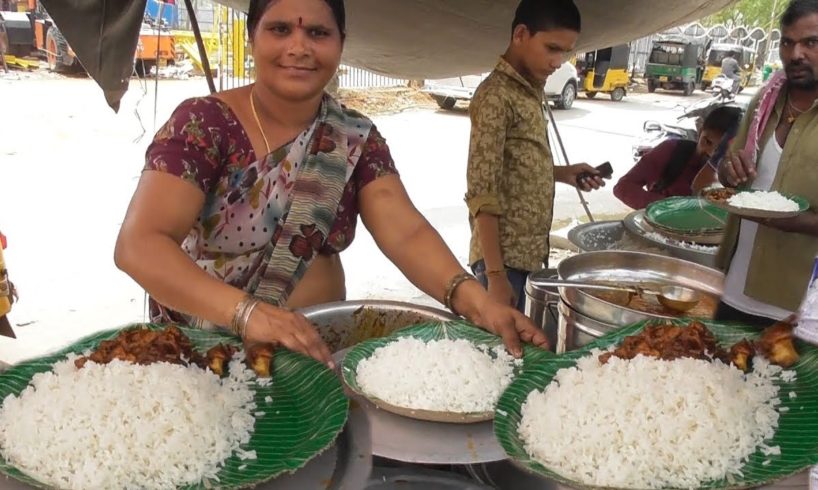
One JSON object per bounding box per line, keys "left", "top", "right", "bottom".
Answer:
{"left": 710, "top": 74, "right": 737, "bottom": 101}
{"left": 631, "top": 96, "right": 746, "bottom": 161}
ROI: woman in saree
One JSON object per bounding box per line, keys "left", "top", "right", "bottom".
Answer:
{"left": 114, "top": 0, "right": 547, "bottom": 368}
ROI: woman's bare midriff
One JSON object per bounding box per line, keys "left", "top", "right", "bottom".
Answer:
{"left": 284, "top": 254, "right": 346, "bottom": 309}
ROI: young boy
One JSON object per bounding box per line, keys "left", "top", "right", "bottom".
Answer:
{"left": 466, "top": 0, "right": 605, "bottom": 311}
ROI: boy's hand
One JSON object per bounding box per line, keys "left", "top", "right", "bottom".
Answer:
{"left": 555, "top": 164, "right": 607, "bottom": 191}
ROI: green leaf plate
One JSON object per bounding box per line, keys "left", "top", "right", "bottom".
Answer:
{"left": 645, "top": 196, "right": 728, "bottom": 234}
{"left": 495, "top": 318, "right": 818, "bottom": 490}
{"left": 0, "top": 324, "right": 349, "bottom": 490}
{"left": 341, "top": 321, "right": 532, "bottom": 424}
{"left": 705, "top": 189, "right": 811, "bottom": 220}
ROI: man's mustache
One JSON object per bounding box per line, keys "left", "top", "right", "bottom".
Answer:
{"left": 786, "top": 60, "right": 809, "bottom": 70}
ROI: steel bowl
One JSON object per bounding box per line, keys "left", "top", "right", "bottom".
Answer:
{"left": 298, "top": 300, "right": 457, "bottom": 353}
{"left": 556, "top": 251, "right": 724, "bottom": 326}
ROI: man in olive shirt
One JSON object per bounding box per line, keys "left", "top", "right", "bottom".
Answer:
{"left": 466, "top": 0, "right": 606, "bottom": 311}
{"left": 718, "top": 0, "right": 818, "bottom": 326}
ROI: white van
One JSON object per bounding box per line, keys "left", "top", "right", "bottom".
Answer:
{"left": 422, "top": 61, "right": 579, "bottom": 110}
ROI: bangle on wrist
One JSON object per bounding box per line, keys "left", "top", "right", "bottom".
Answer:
{"left": 444, "top": 272, "right": 477, "bottom": 316}
{"left": 230, "top": 295, "right": 261, "bottom": 339}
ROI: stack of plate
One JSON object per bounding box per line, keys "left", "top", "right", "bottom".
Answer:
{"left": 644, "top": 196, "right": 728, "bottom": 245}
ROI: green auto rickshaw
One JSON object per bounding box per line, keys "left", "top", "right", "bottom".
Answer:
{"left": 644, "top": 38, "right": 708, "bottom": 96}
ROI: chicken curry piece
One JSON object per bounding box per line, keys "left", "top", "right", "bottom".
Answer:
{"left": 599, "top": 319, "right": 799, "bottom": 372}
{"left": 74, "top": 325, "right": 275, "bottom": 378}
{"left": 755, "top": 318, "right": 800, "bottom": 368}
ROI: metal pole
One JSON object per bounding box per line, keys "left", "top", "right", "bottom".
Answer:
{"left": 184, "top": 0, "right": 217, "bottom": 94}
{"left": 153, "top": 1, "right": 164, "bottom": 128}
{"left": 764, "top": 0, "right": 781, "bottom": 67}
{"left": 543, "top": 102, "right": 595, "bottom": 223}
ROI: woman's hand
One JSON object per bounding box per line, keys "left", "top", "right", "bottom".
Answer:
{"left": 453, "top": 280, "right": 549, "bottom": 357}
{"left": 245, "top": 303, "right": 334, "bottom": 368}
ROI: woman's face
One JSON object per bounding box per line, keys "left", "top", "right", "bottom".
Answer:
{"left": 697, "top": 128, "right": 724, "bottom": 158}
{"left": 251, "top": 0, "right": 342, "bottom": 102}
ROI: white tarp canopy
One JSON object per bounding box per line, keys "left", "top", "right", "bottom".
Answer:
{"left": 222, "top": 0, "right": 737, "bottom": 78}
{"left": 40, "top": 0, "right": 738, "bottom": 109}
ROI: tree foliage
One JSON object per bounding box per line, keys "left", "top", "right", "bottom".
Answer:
{"left": 703, "top": 0, "right": 786, "bottom": 29}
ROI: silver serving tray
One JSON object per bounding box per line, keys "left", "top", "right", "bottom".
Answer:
{"left": 623, "top": 210, "right": 720, "bottom": 269}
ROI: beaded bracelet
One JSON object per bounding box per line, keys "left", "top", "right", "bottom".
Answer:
{"left": 444, "top": 272, "right": 477, "bottom": 316}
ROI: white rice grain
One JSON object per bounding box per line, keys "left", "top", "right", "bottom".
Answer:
{"left": 518, "top": 352, "right": 782, "bottom": 489}
{"left": 0, "top": 355, "right": 257, "bottom": 490}
{"left": 728, "top": 191, "right": 799, "bottom": 212}
{"left": 356, "top": 338, "right": 516, "bottom": 413}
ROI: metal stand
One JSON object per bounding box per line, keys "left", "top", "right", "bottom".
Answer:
{"left": 542, "top": 102, "right": 595, "bottom": 223}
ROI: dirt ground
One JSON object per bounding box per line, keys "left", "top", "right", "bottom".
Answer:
{"left": 339, "top": 87, "right": 439, "bottom": 115}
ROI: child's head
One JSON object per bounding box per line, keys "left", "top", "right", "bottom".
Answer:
{"left": 508, "top": 0, "right": 581, "bottom": 82}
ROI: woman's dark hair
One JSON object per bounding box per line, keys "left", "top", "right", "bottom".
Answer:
{"left": 512, "top": 0, "right": 581, "bottom": 35}
{"left": 247, "top": 0, "right": 346, "bottom": 40}
{"left": 652, "top": 140, "right": 698, "bottom": 193}
{"left": 652, "top": 106, "right": 742, "bottom": 192}
{"left": 781, "top": 0, "right": 818, "bottom": 28}
{"left": 701, "top": 105, "right": 743, "bottom": 134}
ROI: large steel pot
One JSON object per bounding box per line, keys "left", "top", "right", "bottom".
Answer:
{"left": 299, "top": 300, "right": 457, "bottom": 353}
{"left": 524, "top": 268, "right": 560, "bottom": 352}
{"left": 556, "top": 300, "right": 620, "bottom": 353}
{"left": 556, "top": 251, "right": 724, "bottom": 326}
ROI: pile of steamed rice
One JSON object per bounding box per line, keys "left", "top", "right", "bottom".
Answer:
{"left": 354, "top": 337, "right": 520, "bottom": 413}
{"left": 519, "top": 351, "right": 793, "bottom": 489}
{"left": 728, "top": 190, "right": 800, "bottom": 212}
{"left": 0, "top": 353, "right": 260, "bottom": 490}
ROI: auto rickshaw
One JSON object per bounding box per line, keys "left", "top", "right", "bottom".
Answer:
{"left": 644, "top": 38, "right": 708, "bottom": 96}
{"left": 577, "top": 44, "right": 630, "bottom": 101}
{"left": 700, "top": 43, "right": 756, "bottom": 91}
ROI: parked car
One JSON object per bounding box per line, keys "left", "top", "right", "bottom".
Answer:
{"left": 422, "top": 61, "right": 580, "bottom": 110}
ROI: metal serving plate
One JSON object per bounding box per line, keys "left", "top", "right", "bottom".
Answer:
{"left": 622, "top": 210, "right": 720, "bottom": 269}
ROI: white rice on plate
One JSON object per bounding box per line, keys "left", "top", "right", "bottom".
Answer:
{"left": 0, "top": 354, "right": 259, "bottom": 490}
{"left": 519, "top": 352, "right": 786, "bottom": 489}
{"left": 355, "top": 337, "right": 520, "bottom": 413}
{"left": 728, "top": 191, "right": 800, "bottom": 212}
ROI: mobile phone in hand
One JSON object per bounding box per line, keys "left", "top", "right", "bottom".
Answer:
{"left": 595, "top": 161, "right": 613, "bottom": 179}
{"left": 576, "top": 161, "right": 613, "bottom": 186}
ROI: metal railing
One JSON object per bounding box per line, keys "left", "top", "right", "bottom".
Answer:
{"left": 338, "top": 65, "right": 408, "bottom": 89}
